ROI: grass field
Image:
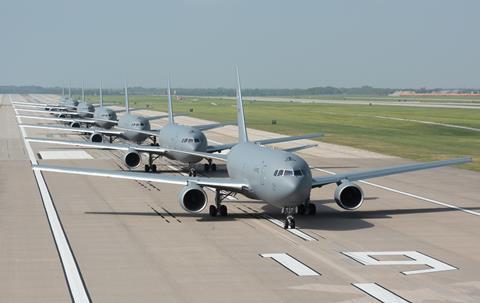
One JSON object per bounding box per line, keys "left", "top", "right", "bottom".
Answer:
{"left": 85, "top": 95, "right": 480, "bottom": 171}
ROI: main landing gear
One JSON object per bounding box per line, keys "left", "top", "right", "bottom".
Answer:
{"left": 209, "top": 189, "right": 232, "bottom": 217}
{"left": 282, "top": 200, "right": 316, "bottom": 229}
{"left": 144, "top": 151, "right": 160, "bottom": 173}
{"left": 203, "top": 159, "right": 217, "bottom": 172}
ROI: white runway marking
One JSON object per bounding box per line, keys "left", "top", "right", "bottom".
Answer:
{"left": 39, "top": 150, "right": 93, "bottom": 160}
{"left": 314, "top": 168, "right": 480, "bottom": 217}
{"left": 343, "top": 251, "right": 457, "bottom": 275}
{"left": 353, "top": 283, "right": 411, "bottom": 303}
{"left": 260, "top": 253, "right": 320, "bottom": 276}
{"left": 12, "top": 95, "right": 91, "bottom": 303}
{"left": 375, "top": 115, "right": 480, "bottom": 132}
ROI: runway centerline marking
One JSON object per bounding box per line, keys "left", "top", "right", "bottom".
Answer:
{"left": 12, "top": 95, "right": 91, "bottom": 303}
{"left": 314, "top": 167, "right": 480, "bottom": 217}
{"left": 260, "top": 253, "right": 320, "bottom": 276}
{"left": 353, "top": 283, "right": 411, "bottom": 303}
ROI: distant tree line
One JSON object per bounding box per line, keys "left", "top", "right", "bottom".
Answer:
{"left": 0, "top": 85, "right": 477, "bottom": 96}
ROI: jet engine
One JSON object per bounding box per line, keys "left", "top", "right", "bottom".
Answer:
{"left": 57, "top": 113, "right": 66, "bottom": 118}
{"left": 123, "top": 151, "right": 141, "bottom": 168}
{"left": 178, "top": 184, "right": 208, "bottom": 213}
{"left": 70, "top": 121, "right": 81, "bottom": 128}
{"left": 334, "top": 181, "right": 364, "bottom": 210}
{"left": 89, "top": 133, "right": 103, "bottom": 143}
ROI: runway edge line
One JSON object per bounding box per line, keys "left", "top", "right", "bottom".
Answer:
{"left": 11, "top": 95, "right": 91, "bottom": 303}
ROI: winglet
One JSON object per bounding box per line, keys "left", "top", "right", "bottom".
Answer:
{"left": 167, "top": 77, "right": 174, "bottom": 124}
{"left": 124, "top": 81, "right": 129, "bottom": 113}
{"left": 235, "top": 66, "right": 249, "bottom": 143}
{"left": 99, "top": 81, "right": 103, "bottom": 108}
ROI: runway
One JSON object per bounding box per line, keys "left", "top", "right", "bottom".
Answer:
{"left": 3, "top": 94, "right": 480, "bottom": 302}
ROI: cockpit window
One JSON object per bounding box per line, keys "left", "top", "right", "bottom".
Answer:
{"left": 194, "top": 138, "right": 200, "bottom": 143}
{"left": 274, "top": 169, "right": 303, "bottom": 177}
{"left": 294, "top": 169, "right": 303, "bottom": 176}
{"left": 188, "top": 138, "right": 194, "bottom": 143}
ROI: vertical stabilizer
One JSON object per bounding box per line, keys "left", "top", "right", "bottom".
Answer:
{"left": 99, "top": 81, "right": 103, "bottom": 107}
{"left": 81, "top": 82, "right": 85, "bottom": 102}
{"left": 167, "top": 77, "right": 174, "bottom": 124}
{"left": 235, "top": 66, "right": 249, "bottom": 143}
{"left": 124, "top": 82, "right": 129, "bottom": 113}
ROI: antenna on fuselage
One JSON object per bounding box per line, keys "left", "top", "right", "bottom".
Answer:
{"left": 167, "top": 77, "right": 174, "bottom": 124}
{"left": 124, "top": 81, "right": 129, "bottom": 114}
{"left": 99, "top": 81, "right": 103, "bottom": 108}
{"left": 235, "top": 66, "right": 249, "bottom": 143}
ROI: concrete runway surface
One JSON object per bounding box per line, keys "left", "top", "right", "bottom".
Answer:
{"left": 2, "top": 94, "right": 480, "bottom": 302}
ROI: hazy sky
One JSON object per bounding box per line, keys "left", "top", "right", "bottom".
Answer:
{"left": 2, "top": 0, "right": 479, "bottom": 88}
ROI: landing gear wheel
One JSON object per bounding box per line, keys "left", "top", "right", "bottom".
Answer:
{"left": 307, "top": 203, "right": 316, "bottom": 216}
{"left": 189, "top": 168, "right": 197, "bottom": 177}
{"left": 219, "top": 205, "right": 228, "bottom": 217}
{"left": 209, "top": 205, "right": 217, "bottom": 217}
{"left": 211, "top": 163, "right": 217, "bottom": 171}
{"left": 151, "top": 164, "right": 157, "bottom": 173}
{"left": 144, "top": 164, "right": 150, "bottom": 172}
{"left": 297, "top": 204, "right": 306, "bottom": 215}
{"left": 204, "top": 163, "right": 210, "bottom": 172}
{"left": 283, "top": 216, "right": 296, "bottom": 229}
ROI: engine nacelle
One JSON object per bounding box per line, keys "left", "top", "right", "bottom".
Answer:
{"left": 57, "top": 113, "right": 66, "bottom": 118}
{"left": 334, "top": 181, "right": 364, "bottom": 210}
{"left": 123, "top": 151, "right": 141, "bottom": 168}
{"left": 90, "top": 133, "right": 103, "bottom": 143}
{"left": 178, "top": 184, "right": 208, "bottom": 213}
{"left": 70, "top": 121, "right": 81, "bottom": 128}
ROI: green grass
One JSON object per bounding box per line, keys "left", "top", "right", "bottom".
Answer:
{"left": 85, "top": 95, "right": 480, "bottom": 172}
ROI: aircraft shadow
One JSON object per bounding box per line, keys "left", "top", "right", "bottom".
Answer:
{"left": 85, "top": 201, "right": 480, "bottom": 231}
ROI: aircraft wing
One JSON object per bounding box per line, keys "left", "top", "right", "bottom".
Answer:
{"left": 32, "top": 164, "right": 248, "bottom": 191}
{"left": 206, "top": 133, "right": 323, "bottom": 153}
{"left": 26, "top": 137, "right": 229, "bottom": 162}
{"left": 311, "top": 157, "right": 472, "bottom": 188}
{"left": 145, "top": 114, "right": 170, "bottom": 121}
{"left": 19, "top": 124, "right": 124, "bottom": 136}
{"left": 281, "top": 144, "right": 317, "bottom": 153}
{"left": 15, "top": 108, "right": 79, "bottom": 115}
{"left": 193, "top": 122, "right": 230, "bottom": 131}
{"left": 115, "top": 127, "right": 158, "bottom": 137}
{"left": 17, "top": 115, "right": 97, "bottom": 124}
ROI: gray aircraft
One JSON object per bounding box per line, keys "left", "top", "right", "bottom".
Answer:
{"left": 19, "top": 84, "right": 171, "bottom": 144}
{"left": 26, "top": 79, "right": 321, "bottom": 174}
{"left": 32, "top": 69, "right": 472, "bottom": 229}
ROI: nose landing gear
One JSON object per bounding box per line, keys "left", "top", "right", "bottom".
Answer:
{"left": 282, "top": 206, "right": 297, "bottom": 229}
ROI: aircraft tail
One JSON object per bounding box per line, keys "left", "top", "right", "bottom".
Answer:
{"left": 167, "top": 78, "right": 174, "bottom": 124}
{"left": 81, "top": 82, "right": 85, "bottom": 102}
{"left": 99, "top": 81, "right": 103, "bottom": 107}
{"left": 235, "top": 66, "right": 249, "bottom": 143}
{"left": 124, "top": 82, "right": 129, "bottom": 113}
